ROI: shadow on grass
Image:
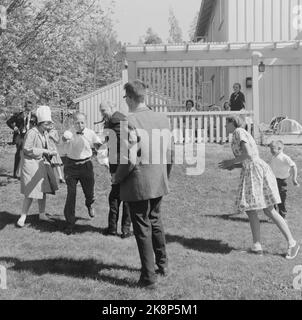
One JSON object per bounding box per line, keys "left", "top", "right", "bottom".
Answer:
{"left": 203, "top": 213, "right": 270, "bottom": 224}
{"left": 0, "top": 211, "right": 106, "bottom": 234}
{"left": 165, "top": 234, "right": 235, "bottom": 254}
{"left": 0, "top": 257, "right": 140, "bottom": 288}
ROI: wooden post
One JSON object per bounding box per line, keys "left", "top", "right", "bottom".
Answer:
{"left": 252, "top": 52, "right": 261, "bottom": 143}
{"left": 120, "top": 61, "right": 129, "bottom": 114}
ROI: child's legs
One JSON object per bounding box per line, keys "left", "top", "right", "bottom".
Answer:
{"left": 277, "top": 179, "right": 287, "bottom": 217}
{"left": 263, "top": 206, "right": 295, "bottom": 245}
{"left": 22, "top": 197, "right": 33, "bottom": 215}
{"left": 38, "top": 194, "right": 46, "bottom": 214}
{"left": 246, "top": 210, "right": 261, "bottom": 244}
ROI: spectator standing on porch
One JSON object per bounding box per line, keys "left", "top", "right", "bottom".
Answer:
{"left": 229, "top": 83, "right": 246, "bottom": 111}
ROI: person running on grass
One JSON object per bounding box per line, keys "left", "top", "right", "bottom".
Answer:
{"left": 219, "top": 115, "right": 300, "bottom": 259}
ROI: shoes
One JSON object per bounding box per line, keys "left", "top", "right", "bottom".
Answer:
{"left": 16, "top": 215, "right": 26, "bottom": 228}
{"left": 63, "top": 226, "right": 74, "bottom": 235}
{"left": 87, "top": 207, "right": 95, "bottom": 218}
{"left": 248, "top": 248, "right": 264, "bottom": 256}
{"left": 39, "top": 213, "right": 52, "bottom": 221}
{"left": 59, "top": 179, "right": 66, "bottom": 184}
{"left": 155, "top": 267, "right": 169, "bottom": 277}
{"left": 104, "top": 228, "right": 118, "bottom": 236}
{"left": 286, "top": 243, "right": 300, "bottom": 260}
{"left": 137, "top": 279, "right": 157, "bottom": 290}
{"left": 121, "top": 231, "right": 133, "bottom": 239}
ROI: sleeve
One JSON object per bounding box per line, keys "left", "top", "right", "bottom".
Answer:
{"left": 114, "top": 121, "right": 137, "bottom": 184}
{"left": 285, "top": 155, "right": 295, "bottom": 167}
{"left": 241, "top": 92, "right": 246, "bottom": 103}
{"left": 235, "top": 128, "right": 249, "bottom": 144}
{"left": 92, "top": 131, "right": 102, "bottom": 145}
{"left": 23, "top": 130, "right": 48, "bottom": 159}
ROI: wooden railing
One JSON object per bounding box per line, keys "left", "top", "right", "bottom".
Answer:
{"left": 166, "top": 111, "right": 254, "bottom": 144}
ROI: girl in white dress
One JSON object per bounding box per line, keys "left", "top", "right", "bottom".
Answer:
{"left": 219, "top": 115, "right": 300, "bottom": 259}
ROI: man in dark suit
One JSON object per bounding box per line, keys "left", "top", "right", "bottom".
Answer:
{"left": 6, "top": 100, "right": 37, "bottom": 178}
{"left": 99, "top": 101, "right": 132, "bottom": 239}
{"left": 113, "top": 80, "right": 173, "bottom": 289}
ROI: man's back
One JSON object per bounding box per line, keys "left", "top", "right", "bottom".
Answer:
{"left": 117, "top": 106, "right": 172, "bottom": 202}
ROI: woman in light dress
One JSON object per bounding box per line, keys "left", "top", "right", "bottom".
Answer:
{"left": 17, "top": 106, "right": 58, "bottom": 227}
{"left": 219, "top": 115, "right": 300, "bottom": 259}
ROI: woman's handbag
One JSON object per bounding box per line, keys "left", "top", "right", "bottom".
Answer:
{"left": 44, "top": 158, "right": 59, "bottom": 194}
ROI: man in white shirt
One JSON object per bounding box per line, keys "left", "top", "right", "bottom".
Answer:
{"left": 62, "top": 112, "right": 102, "bottom": 235}
{"left": 269, "top": 140, "right": 299, "bottom": 218}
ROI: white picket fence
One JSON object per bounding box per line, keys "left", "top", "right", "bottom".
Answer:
{"left": 166, "top": 111, "right": 254, "bottom": 144}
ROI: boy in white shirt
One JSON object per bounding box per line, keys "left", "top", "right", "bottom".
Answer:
{"left": 269, "top": 140, "right": 299, "bottom": 219}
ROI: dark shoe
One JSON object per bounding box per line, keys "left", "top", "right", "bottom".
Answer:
{"left": 59, "top": 179, "right": 66, "bottom": 184}
{"left": 155, "top": 267, "right": 169, "bottom": 277}
{"left": 104, "top": 228, "right": 118, "bottom": 236}
{"left": 137, "top": 279, "right": 157, "bottom": 290}
{"left": 121, "top": 231, "right": 133, "bottom": 239}
{"left": 63, "top": 226, "right": 74, "bottom": 235}
{"left": 87, "top": 207, "right": 95, "bottom": 218}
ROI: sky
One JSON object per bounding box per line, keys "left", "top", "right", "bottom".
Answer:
{"left": 103, "top": 0, "right": 202, "bottom": 44}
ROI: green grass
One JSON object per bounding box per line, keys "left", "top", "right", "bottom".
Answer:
{"left": 0, "top": 143, "right": 302, "bottom": 300}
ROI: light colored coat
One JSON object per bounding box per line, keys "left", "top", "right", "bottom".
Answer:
{"left": 20, "top": 127, "right": 54, "bottom": 199}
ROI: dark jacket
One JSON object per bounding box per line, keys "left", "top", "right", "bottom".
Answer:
{"left": 229, "top": 91, "right": 246, "bottom": 111}
{"left": 6, "top": 111, "right": 37, "bottom": 144}
{"left": 114, "top": 106, "right": 173, "bottom": 202}
{"left": 104, "top": 111, "right": 127, "bottom": 174}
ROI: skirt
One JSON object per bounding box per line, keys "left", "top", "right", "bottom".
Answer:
{"left": 235, "top": 157, "right": 281, "bottom": 212}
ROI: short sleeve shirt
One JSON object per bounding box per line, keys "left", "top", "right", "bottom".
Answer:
{"left": 231, "top": 128, "right": 259, "bottom": 158}
{"left": 270, "top": 152, "right": 295, "bottom": 179}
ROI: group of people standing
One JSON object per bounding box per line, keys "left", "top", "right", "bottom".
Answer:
{"left": 5, "top": 79, "right": 300, "bottom": 290}
{"left": 185, "top": 82, "right": 246, "bottom": 112}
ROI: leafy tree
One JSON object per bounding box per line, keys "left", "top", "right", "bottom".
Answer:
{"left": 189, "top": 11, "right": 199, "bottom": 42}
{"left": 143, "top": 27, "right": 162, "bottom": 44}
{"left": 168, "top": 8, "right": 182, "bottom": 43}
{"left": 0, "top": 0, "right": 122, "bottom": 110}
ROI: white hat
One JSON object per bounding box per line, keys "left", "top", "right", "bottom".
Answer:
{"left": 36, "top": 105, "right": 53, "bottom": 123}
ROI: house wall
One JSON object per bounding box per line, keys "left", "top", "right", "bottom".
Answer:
{"left": 228, "top": 65, "right": 302, "bottom": 124}
{"left": 228, "top": 0, "right": 302, "bottom": 42}
{"left": 201, "top": 0, "right": 302, "bottom": 125}
{"left": 206, "top": 0, "right": 228, "bottom": 42}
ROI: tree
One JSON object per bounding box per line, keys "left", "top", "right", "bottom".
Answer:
{"left": 188, "top": 11, "right": 199, "bottom": 42}
{"left": 143, "top": 27, "right": 162, "bottom": 44}
{"left": 0, "top": 0, "right": 122, "bottom": 109}
{"left": 168, "top": 8, "right": 182, "bottom": 43}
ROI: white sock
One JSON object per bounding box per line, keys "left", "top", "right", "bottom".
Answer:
{"left": 252, "top": 242, "right": 263, "bottom": 251}
{"left": 18, "top": 214, "right": 26, "bottom": 225}
{"left": 288, "top": 240, "right": 296, "bottom": 248}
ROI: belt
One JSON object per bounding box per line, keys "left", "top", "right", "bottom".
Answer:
{"left": 67, "top": 157, "right": 91, "bottom": 165}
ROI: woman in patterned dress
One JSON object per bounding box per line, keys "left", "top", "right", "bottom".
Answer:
{"left": 219, "top": 115, "right": 300, "bottom": 259}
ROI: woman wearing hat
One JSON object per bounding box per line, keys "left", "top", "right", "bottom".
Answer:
{"left": 17, "top": 106, "right": 58, "bottom": 227}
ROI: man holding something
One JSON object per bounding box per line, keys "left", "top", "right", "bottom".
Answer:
{"left": 62, "top": 112, "right": 102, "bottom": 235}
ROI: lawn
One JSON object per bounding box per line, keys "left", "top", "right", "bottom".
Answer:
{"left": 0, "top": 143, "right": 301, "bottom": 300}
